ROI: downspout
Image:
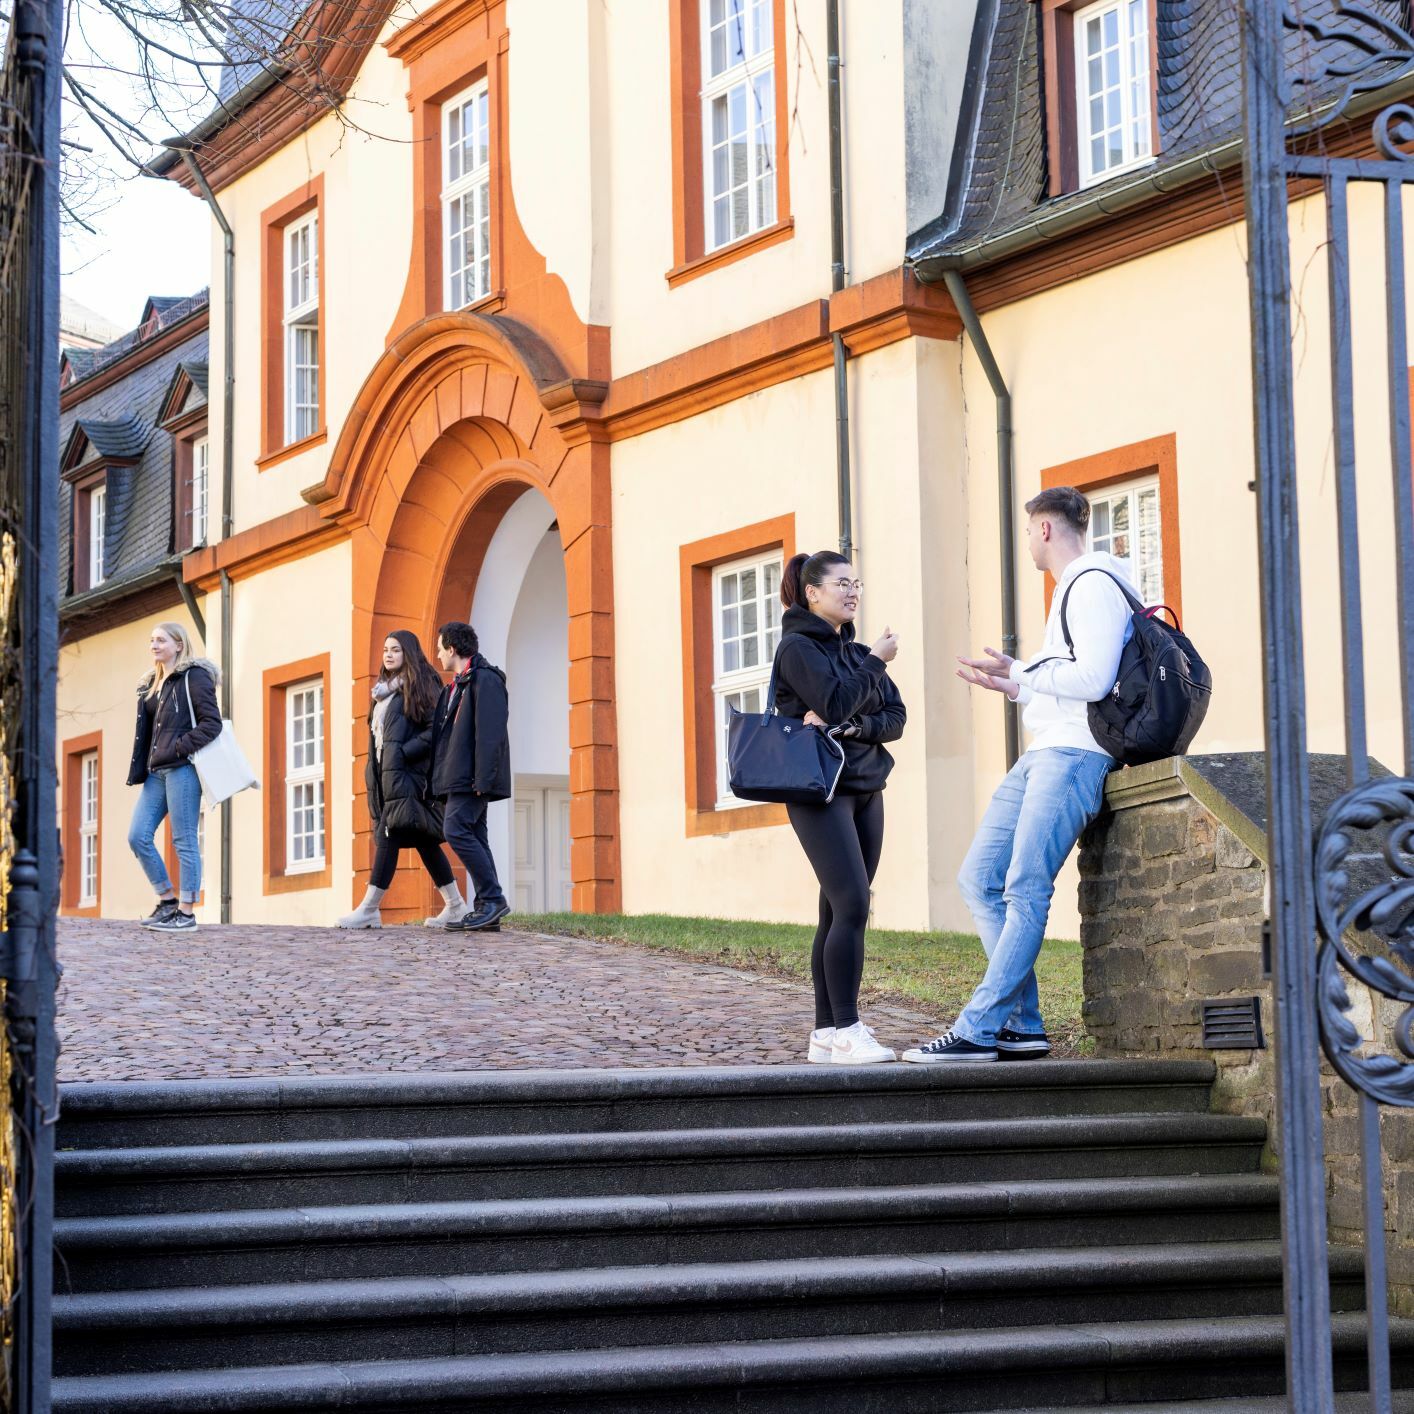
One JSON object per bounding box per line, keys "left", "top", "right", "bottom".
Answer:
{"left": 172, "top": 143, "right": 236, "bottom": 924}
{"left": 941, "top": 269, "right": 1019, "bottom": 769}
{"left": 826, "top": 0, "right": 852, "bottom": 560}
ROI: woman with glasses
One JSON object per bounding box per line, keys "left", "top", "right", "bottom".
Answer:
{"left": 774, "top": 550, "right": 906, "bottom": 1064}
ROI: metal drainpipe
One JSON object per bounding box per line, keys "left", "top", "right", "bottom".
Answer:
{"left": 941, "top": 269, "right": 1019, "bottom": 769}
{"left": 826, "top": 0, "right": 853, "bottom": 561}
{"left": 173, "top": 144, "right": 236, "bottom": 922}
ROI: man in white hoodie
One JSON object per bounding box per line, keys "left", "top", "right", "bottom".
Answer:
{"left": 903, "top": 486, "right": 1134, "bottom": 1064}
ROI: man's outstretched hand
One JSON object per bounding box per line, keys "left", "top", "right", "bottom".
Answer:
{"left": 957, "top": 646, "right": 1020, "bottom": 701}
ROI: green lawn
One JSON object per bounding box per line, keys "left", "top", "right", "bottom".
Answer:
{"left": 512, "top": 912, "right": 1090, "bottom": 1055}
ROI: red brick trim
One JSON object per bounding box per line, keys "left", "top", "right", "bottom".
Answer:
{"left": 263, "top": 653, "right": 333, "bottom": 894}
{"left": 60, "top": 732, "right": 103, "bottom": 917}
{"left": 679, "top": 514, "right": 794, "bottom": 837}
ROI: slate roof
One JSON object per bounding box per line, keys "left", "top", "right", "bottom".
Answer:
{"left": 58, "top": 299, "right": 210, "bottom": 613}
{"left": 60, "top": 289, "right": 210, "bottom": 390}
{"left": 73, "top": 415, "right": 151, "bottom": 463}
{"left": 909, "top": 0, "right": 1414, "bottom": 271}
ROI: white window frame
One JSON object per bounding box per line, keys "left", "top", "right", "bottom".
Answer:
{"left": 191, "top": 435, "right": 209, "bottom": 546}
{"left": 88, "top": 484, "right": 106, "bottom": 587}
{"left": 283, "top": 211, "right": 319, "bottom": 444}
{"left": 1074, "top": 0, "right": 1153, "bottom": 189}
{"left": 78, "top": 750, "right": 99, "bottom": 906}
{"left": 1088, "top": 475, "right": 1165, "bottom": 606}
{"left": 711, "top": 551, "right": 783, "bottom": 808}
{"left": 284, "top": 679, "right": 326, "bottom": 874}
{"left": 442, "top": 81, "right": 492, "bottom": 311}
{"left": 700, "top": 0, "right": 777, "bottom": 253}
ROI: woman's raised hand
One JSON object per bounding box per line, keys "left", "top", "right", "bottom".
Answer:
{"left": 870, "top": 627, "right": 899, "bottom": 663}
{"left": 803, "top": 710, "right": 828, "bottom": 729}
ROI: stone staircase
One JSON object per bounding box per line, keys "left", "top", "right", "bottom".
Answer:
{"left": 50, "top": 1060, "right": 1414, "bottom": 1412}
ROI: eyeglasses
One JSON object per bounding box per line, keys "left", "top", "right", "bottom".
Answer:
{"left": 828, "top": 578, "right": 863, "bottom": 592}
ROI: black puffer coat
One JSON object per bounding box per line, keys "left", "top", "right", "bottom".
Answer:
{"left": 430, "top": 655, "right": 511, "bottom": 801}
{"left": 366, "top": 689, "right": 442, "bottom": 841}
{"left": 772, "top": 607, "right": 907, "bottom": 794}
{"left": 127, "top": 659, "right": 223, "bottom": 786}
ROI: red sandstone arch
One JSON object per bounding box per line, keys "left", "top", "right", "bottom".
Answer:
{"left": 309, "top": 312, "right": 618, "bottom": 917}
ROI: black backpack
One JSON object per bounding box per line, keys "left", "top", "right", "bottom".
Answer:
{"left": 1039, "top": 568, "right": 1213, "bottom": 767}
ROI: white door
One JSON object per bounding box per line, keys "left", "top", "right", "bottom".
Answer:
{"left": 511, "top": 777, "right": 571, "bottom": 915}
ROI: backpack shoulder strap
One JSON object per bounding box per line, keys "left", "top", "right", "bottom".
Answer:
{"left": 1025, "top": 567, "right": 1138, "bottom": 675}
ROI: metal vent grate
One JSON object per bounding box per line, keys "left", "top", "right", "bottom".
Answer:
{"left": 1201, "top": 997, "right": 1265, "bottom": 1050}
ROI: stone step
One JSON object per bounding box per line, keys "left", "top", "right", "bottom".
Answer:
{"left": 49, "top": 1312, "right": 1414, "bottom": 1413}
{"left": 55, "top": 1060, "right": 1220, "bottom": 1149}
{"left": 56, "top": 1111, "right": 1266, "bottom": 1216}
{"left": 53, "top": 1173, "right": 1282, "bottom": 1292}
{"left": 52, "top": 1241, "right": 1366, "bottom": 1378}
{"left": 992, "top": 1399, "right": 1414, "bottom": 1414}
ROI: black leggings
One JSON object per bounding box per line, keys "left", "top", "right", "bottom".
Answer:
{"left": 786, "top": 791, "right": 884, "bottom": 1030}
{"left": 370, "top": 828, "right": 455, "bottom": 891}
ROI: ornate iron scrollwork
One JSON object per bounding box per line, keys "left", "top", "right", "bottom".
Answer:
{"left": 1314, "top": 776, "right": 1414, "bottom": 1103}
{"left": 1280, "top": 3, "right": 1414, "bottom": 136}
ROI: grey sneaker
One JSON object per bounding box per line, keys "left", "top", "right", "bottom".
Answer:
{"left": 148, "top": 910, "right": 197, "bottom": 933}
{"left": 140, "top": 900, "right": 180, "bottom": 929}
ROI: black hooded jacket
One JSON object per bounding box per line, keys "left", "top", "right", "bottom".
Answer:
{"left": 127, "top": 660, "right": 223, "bottom": 786}
{"left": 772, "top": 606, "right": 906, "bottom": 794}
{"left": 366, "top": 689, "right": 443, "bottom": 840}
{"left": 430, "top": 654, "right": 511, "bottom": 801}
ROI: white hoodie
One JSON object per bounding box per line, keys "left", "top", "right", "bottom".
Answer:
{"left": 1006, "top": 552, "right": 1136, "bottom": 758}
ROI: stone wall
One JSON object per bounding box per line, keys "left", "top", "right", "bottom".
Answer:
{"left": 1078, "top": 754, "right": 1414, "bottom": 1312}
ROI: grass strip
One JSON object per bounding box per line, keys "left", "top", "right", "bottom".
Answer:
{"left": 512, "top": 912, "right": 1090, "bottom": 1056}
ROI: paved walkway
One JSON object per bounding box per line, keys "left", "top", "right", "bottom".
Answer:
{"left": 56, "top": 920, "right": 946, "bottom": 1082}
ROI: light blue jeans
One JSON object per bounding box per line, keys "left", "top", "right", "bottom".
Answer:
{"left": 954, "top": 746, "right": 1113, "bottom": 1045}
{"left": 128, "top": 764, "right": 203, "bottom": 904}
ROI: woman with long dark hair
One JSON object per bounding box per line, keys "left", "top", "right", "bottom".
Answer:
{"left": 774, "top": 550, "right": 906, "bottom": 1064}
{"left": 337, "top": 630, "right": 468, "bottom": 929}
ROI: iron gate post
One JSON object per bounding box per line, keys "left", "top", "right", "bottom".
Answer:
{"left": 1237, "top": 3, "right": 1335, "bottom": 1408}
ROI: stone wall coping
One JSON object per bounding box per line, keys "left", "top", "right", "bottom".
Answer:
{"left": 1103, "top": 756, "right": 1271, "bottom": 868}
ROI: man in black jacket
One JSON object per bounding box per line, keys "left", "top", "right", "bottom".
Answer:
{"left": 431, "top": 621, "right": 511, "bottom": 932}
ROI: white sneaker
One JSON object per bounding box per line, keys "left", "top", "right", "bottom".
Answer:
{"left": 424, "top": 899, "right": 469, "bottom": 928}
{"left": 830, "top": 1021, "right": 896, "bottom": 1065}
{"left": 807, "top": 1027, "right": 835, "bottom": 1063}
{"left": 335, "top": 904, "right": 382, "bottom": 929}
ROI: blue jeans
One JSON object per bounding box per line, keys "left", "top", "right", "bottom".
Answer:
{"left": 954, "top": 747, "right": 1113, "bottom": 1045}
{"left": 128, "top": 765, "right": 203, "bottom": 904}
{"left": 443, "top": 792, "right": 507, "bottom": 911}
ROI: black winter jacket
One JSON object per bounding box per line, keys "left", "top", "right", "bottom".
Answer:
{"left": 772, "top": 607, "right": 906, "bottom": 794}
{"left": 366, "top": 690, "right": 443, "bottom": 840}
{"left": 127, "top": 660, "right": 223, "bottom": 786}
{"left": 430, "top": 655, "right": 511, "bottom": 801}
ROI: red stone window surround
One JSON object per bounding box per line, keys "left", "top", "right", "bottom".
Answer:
{"left": 257, "top": 174, "right": 327, "bottom": 470}
{"left": 163, "top": 411, "right": 210, "bottom": 553}
{"left": 1039, "top": 0, "right": 1160, "bottom": 197}
{"left": 385, "top": 0, "right": 508, "bottom": 330}
{"left": 67, "top": 470, "right": 107, "bottom": 594}
{"left": 1038, "top": 431, "right": 1183, "bottom": 622}
{"left": 60, "top": 731, "right": 103, "bottom": 917}
{"left": 667, "top": 0, "right": 793, "bottom": 288}
{"left": 263, "top": 653, "right": 333, "bottom": 894}
{"left": 679, "top": 513, "right": 795, "bottom": 838}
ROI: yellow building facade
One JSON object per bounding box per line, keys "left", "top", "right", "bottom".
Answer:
{"left": 57, "top": 0, "right": 1404, "bottom": 937}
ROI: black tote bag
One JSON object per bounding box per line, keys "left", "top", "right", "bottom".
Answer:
{"left": 727, "top": 652, "right": 847, "bottom": 806}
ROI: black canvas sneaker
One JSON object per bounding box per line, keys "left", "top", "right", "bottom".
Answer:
{"left": 140, "top": 899, "right": 180, "bottom": 929}
{"left": 148, "top": 910, "right": 198, "bottom": 933}
{"left": 901, "top": 1031, "right": 998, "bottom": 1064}
{"left": 996, "top": 1028, "right": 1052, "bottom": 1058}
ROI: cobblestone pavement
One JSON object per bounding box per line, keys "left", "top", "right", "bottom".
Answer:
{"left": 56, "top": 919, "right": 947, "bottom": 1082}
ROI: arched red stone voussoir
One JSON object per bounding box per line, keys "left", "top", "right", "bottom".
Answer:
{"left": 311, "top": 312, "right": 619, "bottom": 920}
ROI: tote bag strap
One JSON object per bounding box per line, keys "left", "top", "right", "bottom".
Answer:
{"left": 183, "top": 671, "right": 196, "bottom": 729}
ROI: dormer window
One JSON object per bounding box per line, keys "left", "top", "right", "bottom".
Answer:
{"left": 1074, "top": 0, "right": 1152, "bottom": 186}
{"left": 87, "top": 484, "right": 107, "bottom": 587}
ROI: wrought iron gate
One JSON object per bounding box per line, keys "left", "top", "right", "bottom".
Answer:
{"left": 0, "top": 0, "right": 63, "bottom": 1404}
{"left": 1241, "top": 4, "right": 1414, "bottom": 1410}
